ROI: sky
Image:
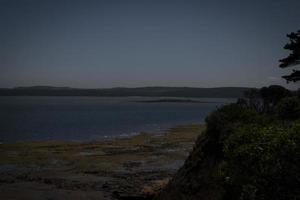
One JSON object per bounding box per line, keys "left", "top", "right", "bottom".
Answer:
{"left": 1, "top": 0, "right": 300, "bottom": 89}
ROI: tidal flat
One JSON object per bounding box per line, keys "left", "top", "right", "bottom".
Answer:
{"left": 0, "top": 124, "right": 204, "bottom": 200}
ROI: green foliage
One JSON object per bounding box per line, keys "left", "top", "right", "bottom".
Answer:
{"left": 240, "top": 184, "right": 257, "bottom": 200}
{"left": 158, "top": 86, "right": 300, "bottom": 200}
{"left": 260, "top": 85, "right": 291, "bottom": 112}
{"left": 243, "top": 89, "right": 261, "bottom": 111}
{"left": 223, "top": 122, "right": 300, "bottom": 200}
{"left": 204, "top": 104, "right": 260, "bottom": 154}
{"left": 275, "top": 96, "right": 300, "bottom": 120}
{"left": 260, "top": 85, "right": 290, "bottom": 103}
{"left": 204, "top": 95, "right": 300, "bottom": 200}
{"left": 242, "top": 85, "right": 291, "bottom": 113}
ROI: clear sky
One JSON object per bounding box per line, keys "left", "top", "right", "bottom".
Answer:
{"left": 1, "top": 0, "right": 300, "bottom": 89}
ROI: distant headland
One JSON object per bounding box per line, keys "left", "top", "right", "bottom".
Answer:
{"left": 0, "top": 86, "right": 251, "bottom": 98}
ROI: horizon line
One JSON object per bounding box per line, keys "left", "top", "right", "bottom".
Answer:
{"left": 1, "top": 85, "right": 256, "bottom": 90}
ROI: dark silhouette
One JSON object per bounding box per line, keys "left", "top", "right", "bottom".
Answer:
{"left": 280, "top": 30, "right": 300, "bottom": 82}
{"left": 156, "top": 86, "right": 300, "bottom": 200}
{"left": 243, "top": 85, "right": 290, "bottom": 113}
{"left": 0, "top": 86, "right": 250, "bottom": 98}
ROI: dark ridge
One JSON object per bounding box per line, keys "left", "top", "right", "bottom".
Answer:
{"left": 14, "top": 86, "right": 74, "bottom": 90}
{"left": 0, "top": 86, "right": 251, "bottom": 98}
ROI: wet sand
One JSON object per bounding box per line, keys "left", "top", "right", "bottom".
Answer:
{"left": 0, "top": 124, "right": 204, "bottom": 200}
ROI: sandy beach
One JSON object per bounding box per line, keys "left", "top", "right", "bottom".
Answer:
{"left": 0, "top": 124, "right": 204, "bottom": 200}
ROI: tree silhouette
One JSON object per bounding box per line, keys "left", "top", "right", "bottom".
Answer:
{"left": 279, "top": 30, "right": 300, "bottom": 82}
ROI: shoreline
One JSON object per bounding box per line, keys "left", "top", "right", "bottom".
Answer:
{"left": 0, "top": 122, "right": 205, "bottom": 143}
{"left": 0, "top": 123, "right": 204, "bottom": 200}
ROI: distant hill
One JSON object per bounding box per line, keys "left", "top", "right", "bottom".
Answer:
{"left": 0, "top": 86, "right": 251, "bottom": 98}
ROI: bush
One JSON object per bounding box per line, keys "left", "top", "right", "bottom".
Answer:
{"left": 275, "top": 96, "right": 300, "bottom": 120}
{"left": 260, "top": 85, "right": 291, "bottom": 106}
{"left": 156, "top": 98, "right": 300, "bottom": 200}
{"left": 223, "top": 122, "right": 300, "bottom": 200}
{"left": 205, "top": 104, "right": 260, "bottom": 144}
{"left": 243, "top": 86, "right": 291, "bottom": 113}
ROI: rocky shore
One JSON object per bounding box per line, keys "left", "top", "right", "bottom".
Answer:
{"left": 0, "top": 124, "right": 203, "bottom": 200}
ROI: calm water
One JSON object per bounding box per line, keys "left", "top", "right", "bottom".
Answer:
{"left": 0, "top": 97, "right": 235, "bottom": 141}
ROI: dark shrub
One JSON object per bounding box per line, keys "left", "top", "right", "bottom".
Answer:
{"left": 223, "top": 122, "right": 300, "bottom": 200}
{"left": 204, "top": 104, "right": 260, "bottom": 156}
{"left": 275, "top": 96, "right": 300, "bottom": 120}
{"left": 259, "top": 85, "right": 291, "bottom": 112}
